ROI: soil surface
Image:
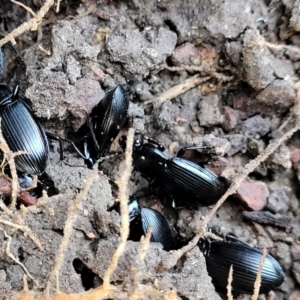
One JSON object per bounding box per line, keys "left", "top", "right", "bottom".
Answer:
{"left": 0, "top": 1, "right": 300, "bottom": 299}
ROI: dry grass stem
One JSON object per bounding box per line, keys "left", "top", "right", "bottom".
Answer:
{"left": 0, "top": 218, "right": 43, "bottom": 250}
{"left": 22, "top": 275, "right": 29, "bottom": 292}
{"left": 102, "top": 128, "right": 135, "bottom": 289}
{"left": 38, "top": 44, "right": 51, "bottom": 55}
{"left": 131, "top": 227, "right": 153, "bottom": 288}
{"left": 11, "top": 0, "right": 38, "bottom": 18}
{"left": 226, "top": 265, "right": 233, "bottom": 300}
{"left": 144, "top": 75, "right": 210, "bottom": 104}
{"left": 44, "top": 165, "right": 100, "bottom": 295}
{"left": 4, "top": 230, "right": 39, "bottom": 287}
{"left": 3, "top": 230, "right": 39, "bottom": 287}
{"left": 251, "top": 248, "right": 267, "bottom": 300}
{"left": 0, "top": 0, "right": 55, "bottom": 46}
{"left": 56, "top": 0, "right": 61, "bottom": 13}
{"left": 0, "top": 199, "right": 13, "bottom": 216}
{"left": 139, "top": 227, "right": 153, "bottom": 260}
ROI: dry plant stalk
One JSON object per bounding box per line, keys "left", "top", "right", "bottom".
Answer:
{"left": 44, "top": 165, "right": 100, "bottom": 295}
{"left": 131, "top": 227, "right": 153, "bottom": 288}
{"left": 102, "top": 127, "right": 135, "bottom": 289}
{"left": 0, "top": 218, "right": 43, "bottom": 250}
{"left": 226, "top": 265, "right": 233, "bottom": 300}
{"left": 3, "top": 230, "right": 39, "bottom": 287}
{"left": 144, "top": 75, "right": 210, "bottom": 104}
{"left": 0, "top": 0, "right": 55, "bottom": 46}
{"left": 251, "top": 248, "right": 267, "bottom": 300}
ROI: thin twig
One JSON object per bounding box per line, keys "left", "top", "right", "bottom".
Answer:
{"left": 44, "top": 165, "right": 100, "bottom": 295}
{"left": 4, "top": 230, "right": 39, "bottom": 287}
{"left": 227, "top": 265, "right": 233, "bottom": 300}
{"left": 10, "top": 0, "right": 38, "bottom": 18}
{"left": 251, "top": 248, "right": 267, "bottom": 300}
{"left": 102, "top": 128, "right": 135, "bottom": 289}
{"left": 144, "top": 75, "right": 210, "bottom": 104}
{"left": 0, "top": 218, "right": 43, "bottom": 250}
{"left": 0, "top": 0, "right": 55, "bottom": 46}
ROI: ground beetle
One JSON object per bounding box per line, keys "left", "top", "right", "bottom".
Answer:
{"left": 0, "top": 47, "right": 49, "bottom": 176}
{"left": 79, "top": 85, "right": 129, "bottom": 167}
{"left": 198, "top": 235, "right": 285, "bottom": 295}
{"left": 133, "top": 138, "right": 226, "bottom": 207}
{"left": 128, "top": 195, "right": 175, "bottom": 251}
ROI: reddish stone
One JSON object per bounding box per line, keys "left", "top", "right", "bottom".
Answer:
{"left": 256, "top": 79, "right": 296, "bottom": 114}
{"left": 222, "top": 106, "right": 239, "bottom": 130}
{"left": 233, "top": 79, "right": 296, "bottom": 116}
{"left": 70, "top": 78, "right": 105, "bottom": 131}
{"left": 289, "top": 146, "right": 300, "bottom": 165}
{"left": 237, "top": 178, "right": 269, "bottom": 211}
{"left": 171, "top": 42, "right": 200, "bottom": 66}
{"left": 206, "top": 157, "right": 228, "bottom": 176}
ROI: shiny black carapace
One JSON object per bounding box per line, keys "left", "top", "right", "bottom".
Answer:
{"left": 133, "top": 138, "right": 226, "bottom": 207}
{"left": 128, "top": 196, "right": 175, "bottom": 251}
{"left": 0, "top": 47, "right": 49, "bottom": 176}
{"left": 198, "top": 235, "right": 285, "bottom": 295}
{"left": 80, "top": 85, "right": 129, "bottom": 167}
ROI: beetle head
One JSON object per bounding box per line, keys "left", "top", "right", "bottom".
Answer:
{"left": 128, "top": 195, "right": 141, "bottom": 221}
{"left": 198, "top": 237, "right": 211, "bottom": 257}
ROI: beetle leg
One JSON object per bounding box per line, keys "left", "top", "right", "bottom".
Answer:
{"left": 46, "top": 132, "right": 88, "bottom": 161}
{"left": 87, "top": 116, "right": 100, "bottom": 153}
{"left": 144, "top": 136, "right": 165, "bottom": 151}
{"left": 7, "top": 42, "right": 27, "bottom": 72}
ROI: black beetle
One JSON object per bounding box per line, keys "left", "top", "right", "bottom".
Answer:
{"left": 0, "top": 47, "right": 49, "bottom": 176}
{"left": 79, "top": 85, "right": 129, "bottom": 167}
{"left": 128, "top": 195, "right": 175, "bottom": 251}
{"left": 133, "top": 138, "right": 226, "bottom": 207}
{"left": 198, "top": 235, "right": 285, "bottom": 295}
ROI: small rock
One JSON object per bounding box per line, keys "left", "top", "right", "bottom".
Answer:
{"left": 293, "top": 262, "right": 300, "bottom": 285}
{"left": 273, "top": 58, "right": 295, "bottom": 79}
{"left": 233, "top": 80, "right": 296, "bottom": 116}
{"left": 191, "top": 135, "right": 231, "bottom": 156}
{"left": 227, "top": 134, "right": 247, "bottom": 156}
{"left": 190, "top": 120, "right": 204, "bottom": 134}
{"left": 128, "top": 102, "right": 144, "bottom": 118}
{"left": 291, "top": 0, "right": 300, "bottom": 31}
{"left": 171, "top": 42, "right": 201, "bottom": 66}
{"left": 289, "top": 289, "right": 300, "bottom": 300}
{"left": 237, "top": 178, "right": 269, "bottom": 210}
{"left": 68, "top": 78, "right": 105, "bottom": 130}
{"left": 267, "top": 189, "right": 290, "bottom": 213}
{"left": 135, "top": 82, "right": 153, "bottom": 101}
{"left": 197, "top": 94, "right": 224, "bottom": 127}
{"left": 255, "top": 80, "right": 296, "bottom": 115}
{"left": 291, "top": 243, "right": 300, "bottom": 261}
{"left": 222, "top": 106, "right": 240, "bottom": 131}
{"left": 106, "top": 27, "right": 177, "bottom": 81}
{"left": 242, "top": 29, "right": 275, "bottom": 90}
{"left": 266, "top": 144, "right": 292, "bottom": 173}
{"left": 225, "top": 41, "right": 243, "bottom": 66}
{"left": 289, "top": 146, "right": 300, "bottom": 165}
{"left": 240, "top": 115, "right": 271, "bottom": 139}
{"left": 276, "top": 242, "right": 292, "bottom": 270}
{"left": 207, "top": 157, "right": 228, "bottom": 176}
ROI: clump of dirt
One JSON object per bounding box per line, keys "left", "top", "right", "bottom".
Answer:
{"left": 0, "top": 0, "right": 300, "bottom": 299}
